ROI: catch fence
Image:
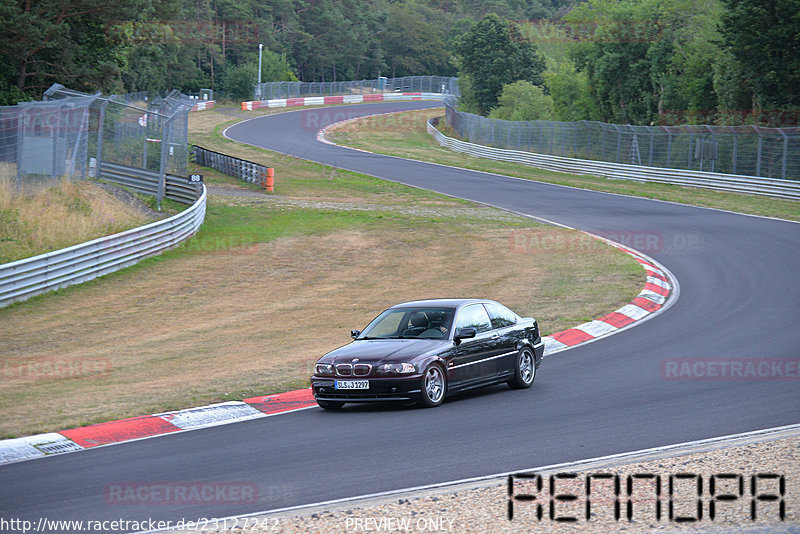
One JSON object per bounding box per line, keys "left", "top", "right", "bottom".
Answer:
{"left": 255, "top": 76, "right": 459, "bottom": 100}
{"left": 444, "top": 97, "right": 800, "bottom": 181}
{"left": 0, "top": 84, "right": 195, "bottom": 206}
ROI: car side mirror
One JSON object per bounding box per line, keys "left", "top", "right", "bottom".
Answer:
{"left": 351, "top": 329, "right": 361, "bottom": 339}
{"left": 454, "top": 327, "right": 477, "bottom": 344}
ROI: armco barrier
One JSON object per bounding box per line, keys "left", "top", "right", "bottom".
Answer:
{"left": 428, "top": 118, "right": 800, "bottom": 201}
{"left": 191, "top": 145, "right": 270, "bottom": 186}
{"left": 97, "top": 161, "right": 201, "bottom": 205}
{"left": 241, "top": 92, "right": 446, "bottom": 111}
{"left": 0, "top": 185, "right": 206, "bottom": 308}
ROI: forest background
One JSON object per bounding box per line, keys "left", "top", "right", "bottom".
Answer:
{"left": 2, "top": 0, "right": 798, "bottom": 126}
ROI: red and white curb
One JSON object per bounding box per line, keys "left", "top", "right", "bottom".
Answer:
{"left": 542, "top": 235, "right": 676, "bottom": 355}
{"left": 0, "top": 391, "right": 315, "bottom": 465}
{"left": 241, "top": 92, "right": 445, "bottom": 111}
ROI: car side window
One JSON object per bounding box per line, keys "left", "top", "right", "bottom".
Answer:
{"left": 484, "top": 302, "right": 518, "bottom": 329}
{"left": 455, "top": 304, "right": 492, "bottom": 334}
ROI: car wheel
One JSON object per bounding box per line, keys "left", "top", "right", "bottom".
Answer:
{"left": 316, "top": 400, "right": 345, "bottom": 410}
{"left": 508, "top": 348, "right": 535, "bottom": 389}
{"left": 417, "top": 364, "right": 446, "bottom": 408}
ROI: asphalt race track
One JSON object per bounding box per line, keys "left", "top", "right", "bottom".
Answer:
{"left": 1, "top": 102, "right": 798, "bottom": 531}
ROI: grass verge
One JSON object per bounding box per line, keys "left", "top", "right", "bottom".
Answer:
{"left": 0, "top": 166, "right": 157, "bottom": 263}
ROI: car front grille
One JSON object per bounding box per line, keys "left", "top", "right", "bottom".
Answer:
{"left": 353, "top": 364, "right": 372, "bottom": 376}
{"left": 335, "top": 363, "right": 373, "bottom": 376}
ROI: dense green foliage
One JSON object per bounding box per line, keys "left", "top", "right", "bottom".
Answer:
{"left": 488, "top": 81, "right": 554, "bottom": 120}
{"left": 554, "top": 0, "right": 799, "bottom": 125}
{"left": 1, "top": 0, "right": 797, "bottom": 126}
{"left": 0, "top": 0, "right": 568, "bottom": 102}
{"left": 454, "top": 14, "right": 546, "bottom": 114}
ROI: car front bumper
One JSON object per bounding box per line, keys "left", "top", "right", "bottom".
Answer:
{"left": 311, "top": 375, "right": 423, "bottom": 402}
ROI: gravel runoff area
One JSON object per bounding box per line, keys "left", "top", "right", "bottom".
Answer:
{"left": 190, "top": 426, "right": 799, "bottom": 534}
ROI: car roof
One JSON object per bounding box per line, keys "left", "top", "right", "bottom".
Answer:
{"left": 390, "top": 298, "right": 489, "bottom": 309}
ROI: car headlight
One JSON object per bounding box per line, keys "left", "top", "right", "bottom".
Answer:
{"left": 377, "top": 362, "right": 416, "bottom": 375}
{"left": 315, "top": 363, "right": 334, "bottom": 376}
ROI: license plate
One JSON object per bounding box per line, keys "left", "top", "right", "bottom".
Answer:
{"left": 335, "top": 380, "right": 369, "bottom": 390}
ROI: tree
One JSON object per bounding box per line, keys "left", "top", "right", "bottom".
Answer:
{"left": 719, "top": 0, "right": 800, "bottom": 112}
{"left": 220, "top": 50, "right": 296, "bottom": 100}
{"left": 543, "top": 62, "right": 593, "bottom": 121}
{"left": 567, "top": 0, "right": 661, "bottom": 124}
{"left": 378, "top": 1, "right": 454, "bottom": 78}
{"left": 488, "top": 80, "right": 555, "bottom": 121}
{"left": 454, "top": 13, "right": 546, "bottom": 115}
{"left": 0, "top": 0, "right": 151, "bottom": 98}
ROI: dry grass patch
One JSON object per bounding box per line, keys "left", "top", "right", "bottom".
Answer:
{"left": 0, "top": 216, "right": 641, "bottom": 437}
{"left": 0, "top": 166, "right": 154, "bottom": 263}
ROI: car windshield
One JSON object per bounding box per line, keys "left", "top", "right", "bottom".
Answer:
{"left": 358, "top": 307, "right": 455, "bottom": 340}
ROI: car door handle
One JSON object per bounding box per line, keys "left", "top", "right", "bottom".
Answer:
{"left": 491, "top": 333, "right": 500, "bottom": 339}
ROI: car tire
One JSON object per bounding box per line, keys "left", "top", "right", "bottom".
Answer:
{"left": 316, "top": 400, "right": 345, "bottom": 410}
{"left": 508, "top": 347, "right": 535, "bottom": 389}
{"left": 417, "top": 364, "right": 446, "bottom": 408}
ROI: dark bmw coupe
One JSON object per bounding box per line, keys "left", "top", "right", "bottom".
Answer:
{"left": 310, "top": 299, "right": 544, "bottom": 409}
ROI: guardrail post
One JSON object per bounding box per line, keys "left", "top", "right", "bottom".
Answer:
{"left": 16, "top": 104, "right": 27, "bottom": 191}
{"left": 95, "top": 100, "right": 107, "bottom": 180}
{"left": 665, "top": 128, "right": 672, "bottom": 168}
{"left": 755, "top": 126, "right": 762, "bottom": 177}
{"left": 142, "top": 117, "right": 148, "bottom": 169}
{"left": 157, "top": 114, "right": 173, "bottom": 210}
{"left": 780, "top": 130, "right": 788, "bottom": 180}
{"left": 52, "top": 102, "right": 62, "bottom": 180}
{"left": 584, "top": 121, "right": 591, "bottom": 158}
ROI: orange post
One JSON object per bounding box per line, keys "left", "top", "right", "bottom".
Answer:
{"left": 264, "top": 168, "right": 274, "bottom": 192}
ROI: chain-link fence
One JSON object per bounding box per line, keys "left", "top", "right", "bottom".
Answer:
{"left": 0, "top": 84, "right": 192, "bottom": 204}
{"left": 0, "top": 91, "right": 98, "bottom": 187}
{"left": 255, "top": 76, "right": 459, "bottom": 100}
{"left": 444, "top": 97, "right": 800, "bottom": 180}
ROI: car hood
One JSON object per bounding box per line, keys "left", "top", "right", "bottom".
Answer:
{"left": 321, "top": 338, "right": 449, "bottom": 364}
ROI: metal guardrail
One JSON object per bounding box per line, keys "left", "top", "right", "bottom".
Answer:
{"left": 97, "top": 161, "right": 201, "bottom": 205}
{"left": 191, "top": 145, "right": 269, "bottom": 186}
{"left": 165, "top": 174, "right": 202, "bottom": 204}
{"left": 443, "top": 96, "right": 800, "bottom": 182}
{"left": 98, "top": 161, "right": 159, "bottom": 196}
{"left": 0, "top": 186, "right": 207, "bottom": 309}
{"left": 428, "top": 118, "right": 800, "bottom": 201}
